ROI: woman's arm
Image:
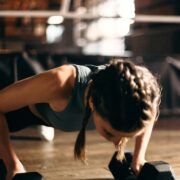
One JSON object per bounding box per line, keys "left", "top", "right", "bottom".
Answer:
{"left": 132, "top": 122, "right": 154, "bottom": 174}
{"left": 0, "top": 64, "right": 75, "bottom": 179}
{"left": 0, "top": 113, "right": 26, "bottom": 180}
{"left": 0, "top": 65, "right": 75, "bottom": 113}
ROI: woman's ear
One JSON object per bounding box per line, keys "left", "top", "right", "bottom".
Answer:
{"left": 89, "top": 96, "right": 94, "bottom": 112}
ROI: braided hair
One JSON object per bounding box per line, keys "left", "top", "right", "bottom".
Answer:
{"left": 74, "top": 59, "right": 161, "bottom": 162}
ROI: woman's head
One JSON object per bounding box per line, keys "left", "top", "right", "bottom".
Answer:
{"left": 74, "top": 59, "right": 161, "bottom": 162}
{"left": 90, "top": 59, "right": 161, "bottom": 132}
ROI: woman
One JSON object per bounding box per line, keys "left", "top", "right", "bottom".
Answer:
{"left": 0, "top": 59, "right": 161, "bottom": 180}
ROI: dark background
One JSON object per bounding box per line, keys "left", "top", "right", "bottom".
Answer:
{"left": 0, "top": 0, "right": 180, "bottom": 117}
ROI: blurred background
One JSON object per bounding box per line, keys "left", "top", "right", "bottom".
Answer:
{"left": 0, "top": 1, "right": 180, "bottom": 179}
{"left": 0, "top": 0, "right": 180, "bottom": 117}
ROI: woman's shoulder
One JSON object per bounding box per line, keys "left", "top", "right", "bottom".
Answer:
{"left": 53, "top": 63, "right": 106, "bottom": 85}
{"left": 51, "top": 64, "right": 76, "bottom": 75}
{"left": 49, "top": 64, "right": 76, "bottom": 85}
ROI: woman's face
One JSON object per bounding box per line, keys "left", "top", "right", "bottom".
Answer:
{"left": 92, "top": 110, "right": 144, "bottom": 146}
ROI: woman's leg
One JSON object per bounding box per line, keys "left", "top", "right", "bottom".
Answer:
{"left": 5, "top": 106, "right": 55, "bottom": 141}
{"left": 5, "top": 106, "right": 47, "bottom": 133}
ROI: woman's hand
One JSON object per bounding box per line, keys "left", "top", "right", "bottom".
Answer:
{"left": 6, "top": 159, "right": 26, "bottom": 180}
{"left": 131, "top": 158, "right": 147, "bottom": 175}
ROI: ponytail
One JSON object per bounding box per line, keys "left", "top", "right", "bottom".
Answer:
{"left": 116, "top": 137, "right": 129, "bottom": 161}
{"left": 74, "top": 82, "right": 92, "bottom": 163}
{"left": 74, "top": 106, "right": 91, "bottom": 163}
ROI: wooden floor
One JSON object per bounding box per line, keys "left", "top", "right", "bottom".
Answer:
{"left": 11, "top": 118, "right": 180, "bottom": 180}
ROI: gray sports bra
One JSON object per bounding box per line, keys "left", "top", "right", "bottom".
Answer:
{"left": 35, "top": 64, "right": 106, "bottom": 131}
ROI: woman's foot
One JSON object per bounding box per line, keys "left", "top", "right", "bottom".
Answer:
{"left": 38, "top": 125, "right": 55, "bottom": 142}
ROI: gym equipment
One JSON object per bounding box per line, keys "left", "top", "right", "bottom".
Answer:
{"left": 108, "top": 151, "right": 176, "bottom": 180}
{"left": 13, "top": 172, "right": 43, "bottom": 180}
{"left": 0, "top": 159, "right": 7, "bottom": 180}
{"left": 0, "top": 159, "right": 43, "bottom": 180}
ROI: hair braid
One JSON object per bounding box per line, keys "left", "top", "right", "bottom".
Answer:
{"left": 132, "top": 66, "right": 160, "bottom": 122}
{"left": 74, "top": 58, "right": 161, "bottom": 162}
{"left": 108, "top": 59, "right": 161, "bottom": 160}
{"left": 74, "top": 83, "right": 92, "bottom": 163}
{"left": 113, "top": 59, "right": 160, "bottom": 126}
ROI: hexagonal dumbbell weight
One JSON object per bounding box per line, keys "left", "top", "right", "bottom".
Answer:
{"left": 0, "top": 159, "right": 43, "bottom": 180}
{"left": 108, "top": 151, "right": 176, "bottom": 180}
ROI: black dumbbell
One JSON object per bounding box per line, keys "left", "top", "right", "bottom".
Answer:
{"left": 0, "top": 159, "right": 43, "bottom": 180}
{"left": 108, "top": 151, "right": 176, "bottom": 180}
{"left": 138, "top": 161, "right": 176, "bottom": 180}
{"left": 109, "top": 152, "right": 136, "bottom": 180}
{"left": 0, "top": 159, "right": 7, "bottom": 180}
{"left": 13, "top": 172, "right": 43, "bottom": 180}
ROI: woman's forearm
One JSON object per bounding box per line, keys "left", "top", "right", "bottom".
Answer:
{"left": 133, "top": 123, "right": 154, "bottom": 161}
{"left": 0, "top": 113, "right": 19, "bottom": 167}
{"left": 130, "top": 123, "right": 155, "bottom": 174}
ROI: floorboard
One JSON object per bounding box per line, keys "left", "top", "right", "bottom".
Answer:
{"left": 10, "top": 118, "right": 180, "bottom": 180}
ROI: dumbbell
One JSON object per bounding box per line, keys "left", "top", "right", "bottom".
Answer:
{"left": 0, "top": 159, "right": 43, "bottom": 180}
{"left": 0, "top": 159, "right": 7, "bottom": 180}
{"left": 108, "top": 151, "right": 176, "bottom": 180}
{"left": 13, "top": 172, "right": 43, "bottom": 180}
